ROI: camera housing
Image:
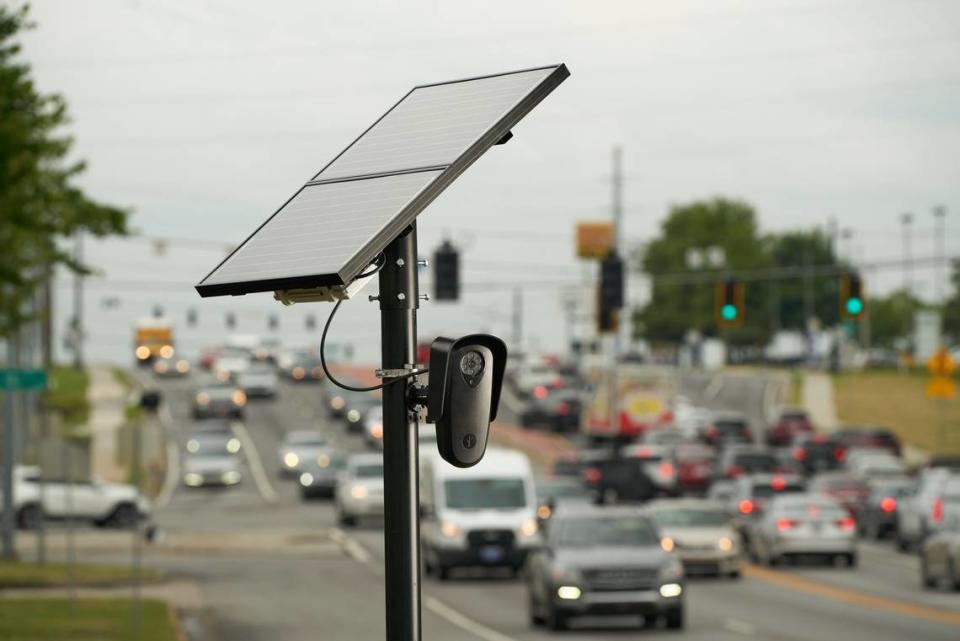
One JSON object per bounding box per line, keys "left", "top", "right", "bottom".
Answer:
{"left": 426, "top": 334, "right": 507, "bottom": 468}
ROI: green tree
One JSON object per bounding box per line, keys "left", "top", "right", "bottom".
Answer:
{"left": 0, "top": 4, "right": 128, "bottom": 337}
{"left": 635, "top": 197, "right": 771, "bottom": 343}
{"left": 868, "top": 289, "right": 922, "bottom": 348}
{"left": 941, "top": 259, "right": 960, "bottom": 343}
{"left": 764, "top": 229, "right": 844, "bottom": 330}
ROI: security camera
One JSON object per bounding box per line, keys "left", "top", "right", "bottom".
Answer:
{"left": 426, "top": 334, "right": 507, "bottom": 468}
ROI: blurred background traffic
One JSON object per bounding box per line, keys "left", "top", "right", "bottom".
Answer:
{"left": 1, "top": 1, "right": 959, "bottom": 641}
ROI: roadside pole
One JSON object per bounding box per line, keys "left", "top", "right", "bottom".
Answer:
{"left": 378, "top": 225, "right": 422, "bottom": 641}
{"left": 608, "top": 146, "right": 623, "bottom": 446}
{"left": 131, "top": 420, "right": 142, "bottom": 640}
{"left": 1, "top": 338, "right": 17, "bottom": 560}
{"left": 63, "top": 436, "right": 76, "bottom": 608}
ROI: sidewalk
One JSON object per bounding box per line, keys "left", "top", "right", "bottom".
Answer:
{"left": 87, "top": 366, "right": 128, "bottom": 483}
{"left": 801, "top": 370, "right": 839, "bottom": 431}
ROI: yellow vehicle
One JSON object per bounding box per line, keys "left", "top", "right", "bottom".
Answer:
{"left": 582, "top": 364, "right": 675, "bottom": 443}
{"left": 134, "top": 319, "right": 174, "bottom": 365}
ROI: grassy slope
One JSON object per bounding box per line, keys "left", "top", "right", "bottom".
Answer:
{"left": 44, "top": 366, "right": 90, "bottom": 427}
{"left": 0, "top": 560, "right": 161, "bottom": 588}
{"left": 0, "top": 598, "right": 178, "bottom": 641}
{"left": 834, "top": 370, "right": 960, "bottom": 454}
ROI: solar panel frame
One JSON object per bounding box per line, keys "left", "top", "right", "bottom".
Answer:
{"left": 196, "top": 63, "right": 569, "bottom": 298}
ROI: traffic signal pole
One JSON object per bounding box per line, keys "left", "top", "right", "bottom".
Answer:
{"left": 608, "top": 147, "right": 623, "bottom": 438}
{"left": 377, "top": 224, "right": 422, "bottom": 641}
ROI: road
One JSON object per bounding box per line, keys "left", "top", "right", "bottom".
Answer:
{"left": 70, "top": 369, "right": 960, "bottom": 640}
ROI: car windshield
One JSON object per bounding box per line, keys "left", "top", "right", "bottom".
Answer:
{"left": 186, "top": 438, "right": 233, "bottom": 456}
{"left": 651, "top": 508, "right": 728, "bottom": 527}
{"left": 444, "top": 479, "right": 527, "bottom": 510}
{"left": 354, "top": 464, "right": 383, "bottom": 478}
{"left": 554, "top": 516, "right": 659, "bottom": 547}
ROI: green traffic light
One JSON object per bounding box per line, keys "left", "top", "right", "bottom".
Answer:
{"left": 845, "top": 297, "right": 864, "bottom": 315}
{"left": 721, "top": 304, "right": 738, "bottom": 321}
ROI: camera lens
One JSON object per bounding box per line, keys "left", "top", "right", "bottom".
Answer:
{"left": 459, "top": 350, "right": 484, "bottom": 377}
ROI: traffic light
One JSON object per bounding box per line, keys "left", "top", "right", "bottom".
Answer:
{"left": 186, "top": 308, "right": 197, "bottom": 327}
{"left": 599, "top": 252, "right": 624, "bottom": 309}
{"left": 715, "top": 280, "right": 745, "bottom": 328}
{"left": 597, "top": 285, "right": 619, "bottom": 334}
{"left": 268, "top": 314, "right": 278, "bottom": 331}
{"left": 433, "top": 241, "right": 459, "bottom": 301}
{"left": 226, "top": 312, "right": 236, "bottom": 329}
{"left": 839, "top": 273, "right": 865, "bottom": 319}
{"left": 305, "top": 314, "right": 316, "bottom": 331}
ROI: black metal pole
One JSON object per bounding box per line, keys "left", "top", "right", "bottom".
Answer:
{"left": 378, "top": 224, "right": 421, "bottom": 641}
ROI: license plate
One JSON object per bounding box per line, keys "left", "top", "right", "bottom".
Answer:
{"left": 479, "top": 545, "right": 504, "bottom": 563}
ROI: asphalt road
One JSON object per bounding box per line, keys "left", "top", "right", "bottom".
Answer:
{"left": 95, "top": 368, "right": 960, "bottom": 641}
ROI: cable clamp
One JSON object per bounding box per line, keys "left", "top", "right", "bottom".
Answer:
{"left": 375, "top": 365, "right": 426, "bottom": 379}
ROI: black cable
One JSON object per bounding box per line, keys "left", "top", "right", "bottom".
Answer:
{"left": 355, "top": 252, "right": 386, "bottom": 279}
{"left": 319, "top": 271, "right": 428, "bottom": 393}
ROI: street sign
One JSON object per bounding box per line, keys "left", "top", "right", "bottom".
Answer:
{"left": 576, "top": 221, "right": 614, "bottom": 259}
{"left": 927, "top": 377, "right": 957, "bottom": 399}
{"left": 0, "top": 368, "right": 47, "bottom": 391}
{"left": 927, "top": 347, "right": 956, "bottom": 377}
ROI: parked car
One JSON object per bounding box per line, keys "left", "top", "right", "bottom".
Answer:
{"left": 191, "top": 383, "right": 246, "bottom": 420}
{"left": 277, "top": 430, "right": 332, "bottom": 478}
{"left": 767, "top": 408, "right": 814, "bottom": 447}
{"left": 703, "top": 413, "right": 752, "bottom": 446}
{"left": 421, "top": 448, "right": 539, "bottom": 579}
{"left": 182, "top": 432, "right": 243, "bottom": 488}
{"left": 859, "top": 477, "right": 916, "bottom": 540}
{"left": 749, "top": 495, "right": 857, "bottom": 567}
{"left": 920, "top": 511, "right": 960, "bottom": 590}
{"left": 647, "top": 498, "right": 743, "bottom": 578}
{"left": 297, "top": 452, "right": 346, "bottom": 499}
{"left": 525, "top": 504, "right": 685, "bottom": 630}
{"left": 809, "top": 473, "right": 870, "bottom": 517}
{"left": 2, "top": 465, "right": 150, "bottom": 530}
{"left": 897, "top": 470, "right": 960, "bottom": 551}
{"left": 334, "top": 453, "right": 384, "bottom": 527}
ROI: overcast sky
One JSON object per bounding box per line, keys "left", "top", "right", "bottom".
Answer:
{"left": 18, "top": 0, "right": 960, "bottom": 363}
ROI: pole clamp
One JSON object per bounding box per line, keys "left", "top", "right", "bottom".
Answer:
{"left": 375, "top": 364, "right": 427, "bottom": 379}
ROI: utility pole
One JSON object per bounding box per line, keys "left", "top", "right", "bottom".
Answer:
{"left": 37, "top": 273, "right": 52, "bottom": 564}
{"left": 802, "top": 245, "right": 814, "bottom": 325}
{"left": 73, "top": 232, "right": 84, "bottom": 369}
{"left": 933, "top": 206, "right": 947, "bottom": 304}
{"left": 608, "top": 146, "right": 623, "bottom": 441}
{"left": 901, "top": 212, "right": 913, "bottom": 296}
{"left": 2, "top": 337, "right": 18, "bottom": 560}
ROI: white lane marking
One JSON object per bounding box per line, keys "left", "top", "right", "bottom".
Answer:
{"left": 706, "top": 375, "right": 724, "bottom": 400}
{"left": 761, "top": 376, "right": 779, "bottom": 424}
{"left": 156, "top": 399, "right": 179, "bottom": 508}
{"left": 724, "top": 618, "right": 756, "bottom": 636}
{"left": 424, "top": 596, "right": 520, "bottom": 641}
{"left": 230, "top": 421, "right": 278, "bottom": 504}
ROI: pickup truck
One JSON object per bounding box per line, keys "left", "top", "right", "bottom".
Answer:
{"left": 1, "top": 466, "right": 151, "bottom": 529}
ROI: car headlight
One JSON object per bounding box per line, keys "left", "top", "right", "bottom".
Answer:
{"left": 186, "top": 439, "right": 200, "bottom": 453}
{"left": 519, "top": 518, "right": 538, "bottom": 538}
{"left": 350, "top": 485, "right": 368, "bottom": 499}
{"left": 175, "top": 359, "right": 190, "bottom": 373}
{"left": 284, "top": 452, "right": 300, "bottom": 468}
{"left": 660, "top": 583, "right": 683, "bottom": 598}
{"left": 135, "top": 346, "right": 151, "bottom": 360}
{"left": 659, "top": 557, "right": 684, "bottom": 581}
{"left": 154, "top": 362, "right": 168, "bottom": 374}
{"left": 222, "top": 470, "right": 241, "bottom": 485}
{"left": 195, "top": 393, "right": 210, "bottom": 406}
{"left": 441, "top": 521, "right": 462, "bottom": 538}
{"left": 330, "top": 395, "right": 345, "bottom": 410}
{"left": 184, "top": 473, "right": 203, "bottom": 486}
{"left": 231, "top": 390, "right": 247, "bottom": 407}
{"left": 718, "top": 536, "right": 734, "bottom": 552}
{"left": 226, "top": 438, "right": 241, "bottom": 454}
{"left": 299, "top": 472, "right": 314, "bottom": 487}
{"left": 347, "top": 409, "right": 361, "bottom": 423}
{"left": 370, "top": 423, "right": 383, "bottom": 439}
{"left": 159, "top": 345, "right": 174, "bottom": 359}
{"left": 661, "top": 536, "right": 675, "bottom": 552}
{"left": 557, "top": 586, "right": 582, "bottom": 600}
{"left": 317, "top": 454, "right": 330, "bottom": 467}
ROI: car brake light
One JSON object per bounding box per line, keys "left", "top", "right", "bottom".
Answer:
{"left": 792, "top": 447, "right": 807, "bottom": 461}
{"left": 738, "top": 500, "right": 754, "bottom": 515}
{"left": 706, "top": 426, "right": 719, "bottom": 438}
{"left": 659, "top": 462, "right": 675, "bottom": 478}
{"left": 534, "top": 385, "right": 549, "bottom": 400}
{"left": 557, "top": 402, "right": 570, "bottom": 416}
{"left": 834, "top": 448, "right": 847, "bottom": 461}
{"left": 776, "top": 518, "right": 797, "bottom": 531}
{"left": 771, "top": 476, "right": 787, "bottom": 491}
{"left": 551, "top": 377, "right": 565, "bottom": 389}
{"left": 727, "top": 465, "right": 743, "bottom": 479}
{"left": 635, "top": 447, "right": 652, "bottom": 459}
{"left": 933, "top": 497, "right": 944, "bottom": 524}
{"left": 837, "top": 517, "right": 856, "bottom": 531}
{"left": 583, "top": 467, "right": 602, "bottom": 484}
{"left": 880, "top": 497, "right": 897, "bottom": 513}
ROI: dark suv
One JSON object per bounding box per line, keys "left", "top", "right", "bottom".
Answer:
{"left": 525, "top": 504, "right": 685, "bottom": 631}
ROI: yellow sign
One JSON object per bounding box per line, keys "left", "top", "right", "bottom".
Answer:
{"left": 576, "top": 221, "right": 614, "bottom": 259}
{"left": 927, "top": 377, "right": 957, "bottom": 400}
{"left": 927, "top": 348, "right": 956, "bottom": 378}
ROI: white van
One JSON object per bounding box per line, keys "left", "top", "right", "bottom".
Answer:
{"left": 420, "top": 448, "right": 540, "bottom": 579}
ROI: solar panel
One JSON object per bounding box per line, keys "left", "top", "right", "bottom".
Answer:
{"left": 196, "top": 64, "right": 569, "bottom": 299}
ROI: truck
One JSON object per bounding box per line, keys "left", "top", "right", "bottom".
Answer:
{"left": 0, "top": 466, "right": 151, "bottom": 529}
{"left": 134, "top": 318, "right": 174, "bottom": 365}
{"left": 581, "top": 364, "right": 675, "bottom": 443}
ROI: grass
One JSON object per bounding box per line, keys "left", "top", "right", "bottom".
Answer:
{"left": 43, "top": 366, "right": 89, "bottom": 427}
{"left": 788, "top": 370, "right": 804, "bottom": 405}
{"left": 833, "top": 370, "right": 960, "bottom": 455}
{"left": 0, "top": 560, "right": 162, "bottom": 588}
{"left": 0, "top": 598, "right": 179, "bottom": 641}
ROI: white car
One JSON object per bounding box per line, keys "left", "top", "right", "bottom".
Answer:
{"left": 335, "top": 454, "right": 384, "bottom": 527}
{"left": 647, "top": 498, "right": 743, "bottom": 578}
{"left": 1, "top": 465, "right": 150, "bottom": 529}
{"left": 897, "top": 469, "right": 960, "bottom": 551}
{"left": 237, "top": 366, "right": 278, "bottom": 398}
{"left": 362, "top": 407, "right": 384, "bottom": 450}
{"left": 749, "top": 495, "right": 857, "bottom": 567}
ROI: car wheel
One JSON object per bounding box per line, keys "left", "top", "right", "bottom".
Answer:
{"left": 528, "top": 592, "right": 545, "bottom": 627}
{"left": 921, "top": 555, "right": 937, "bottom": 589}
{"left": 601, "top": 488, "right": 619, "bottom": 505}
{"left": 338, "top": 512, "right": 356, "bottom": 528}
{"left": 546, "top": 604, "right": 568, "bottom": 631}
{"left": 108, "top": 503, "right": 139, "bottom": 529}
{"left": 16, "top": 504, "right": 42, "bottom": 530}
{"left": 664, "top": 605, "right": 685, "bottom": 630}
{"left": 728, "top": 569, "right": 742, "bottom": 580}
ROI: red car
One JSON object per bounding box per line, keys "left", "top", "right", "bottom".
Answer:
{"left": 675, "top": 443, "right": 715, "bottom": 493}
{"left": 767, "top": 408, "right": 814, "bottom": 446}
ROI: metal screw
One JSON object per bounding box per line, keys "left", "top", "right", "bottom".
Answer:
{"left": 417, "top": 259, "right": 429, "bottom": 267}
{"left": 368, "top": 294, "right": 379, "bottom": 302}
{"left": 397, "top": 293, "right": 406, "bottom": 301}
{"left": 419, "top": 294, "right": 430, "bottom": 301}
{"left": 396, "top": 258, "right": 405, "bottom": 267}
